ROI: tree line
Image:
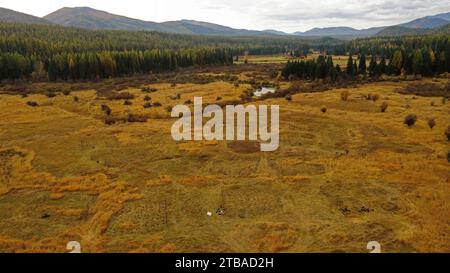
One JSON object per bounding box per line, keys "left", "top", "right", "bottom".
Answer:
{"left": 282, "top": 35, "right": 450, "bottom": 80}
{"left": 0, "top": 22, "right": 320, "bottom": 80}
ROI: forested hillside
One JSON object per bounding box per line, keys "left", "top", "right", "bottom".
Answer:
{"left": 1, "top": 22, "right": 449, "bottom": 81}
{"left": 0, "top": 23, "right": 315, "bottom": 80}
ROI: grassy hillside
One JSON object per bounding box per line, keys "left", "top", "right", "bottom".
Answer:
{"left": 44, "top": 7, "right": 277, "bottom": 36}
{"left": 0, "top": 7, "right": 51, "bottom": 25}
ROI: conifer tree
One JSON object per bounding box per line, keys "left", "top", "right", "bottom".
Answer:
{"left": 358, "top": 54, "right": 366, "bottom": 74}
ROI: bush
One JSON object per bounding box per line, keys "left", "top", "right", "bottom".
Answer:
{"left": 285, "top": 94, "right": 292, "bottom": 101}
{"left": 427, "top": 118, "right": 436, "bottom": 129}
{"left": 141, "top": 87, "right": 158, "bottom": 93}
{"left": 371, "top": 94, "right": 380, "bottom": 102}
{"left": 45, "top": 92, "right": 57, "bottom": 98}
{"left": 170, "top": 93, "right": 181, "bottom": 100}
{"left": 26, "top": 101, "right": 38, "bottom": 107}
{"left": 366, "top": 94, "right": 372, "bottom": 100}
{"left": 430, "top": 101, "right": 435, "bottom": 106}
{"left": 127, "top": 114, "right": 148, "bottom": 123}
{"left": 380, "top": 102, "right": 388, "bottom": 112}
{"left": 234, "top": 81, "right": 240, "bottom": 88}
{"left": 184, "top": 100, "right": 193, "bottom": 105}
{"left": 101, "top": 104, "right": 112, "bottom": 116}
{"left": 143, "top": 102, "right": 153, "bottom": 109}
{"left": 340, "top": 91, "right": 349, "bottom": 101}
{"left": 73, "top": 96, "right": 79, "bottom": 102}
{"left": 144, "top": 95, "right": 152, "bottom": 102}
{"left": 216, "top": 96, "right": 222, "bottom": 101}
{"left": 104, "top": 116, "right": 117, "bottom": 125}
{"left": 62, "top": 90, "right": 71, "bottom": 96}
{"left": 442, "top": 97, "right": 447, "bottom": 104}
{"left": 123, "top": 100, "right": 133, "bottom": 106}
{"left": 166, "top": 106, "right": 173, "bottom": 113}
{"left": 153, "top": 102, "right": 162, "bottom": 107}
{"left": 321, "top": 106, "right": 327, "bottom": 113}
{"left": 446, "top": 126, "right": 450, "bottom": 141}
{"left": 404, "top": 114, "right": 417, "bottom": 127}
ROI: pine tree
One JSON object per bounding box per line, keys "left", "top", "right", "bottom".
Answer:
{"left": 358, "top": 54, "right": 366, "bottom": 75}
{"left": 368, "top": 55, "right": 378, "bottom": 77}
{"left": 391, "top": 50, "right": 403, "bottom": 75}
{"left": 412, "top": 50, "right": 424, "bottom": 75}
{"left": 346, "top": 54, "right": 354, "bottom": 76}
{"left": 379, "top": 56, "right": 387, "bottom": 75}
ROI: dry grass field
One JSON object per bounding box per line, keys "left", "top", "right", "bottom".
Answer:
{"left": 0, "top": 61, "right": 449, "bottom": 253}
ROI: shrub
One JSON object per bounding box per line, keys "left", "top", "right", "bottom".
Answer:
{"left": 321, "top": 106, "right": 327, "bottom": 113}
{"left": 62, "top": 90, "right": 71, "bottom": 96}
{"left": 101, "top": 104, "right": 112, "bottom": 116}
{"left": 184, "top": 100, "right": 193, "bottom": 105}
{"left": 371, "top": 94, "right": 380, "bottom": 102}
{"left": 446, "top": 126, "right": 450, "bottom": 141}
{"left": 166, "top": 106, "right": 173, "bottom": 113}
{"left": 366, "top": 94, "right": 372, "bottom": 100}
{"left": 153, "top": 102, "right": 162, "bottom": 107}
{"left": 442, "top": 97, "right": 447, "bottom": 104}
{"left": 143, "top": 102, "right": 153, "bottom": 109}
{"left": 380, "top": 102, "right": 388, "bottom": 112}
{"left": 144, "top": 95, "right": 152, "bottom": 102}
{"left": 404, "top": 114, "right": 417, "bottom": 127}
{"left": 285, "top": 94, "right": 292, "bottom": 101}
{"left": 26, "top": 101, "right": 38, "bottom": 107}
{"left": 427, "top": 118, "right": 436, "bottom": 129}
{"left": 123, "top": 100, "right": 133, "bottom": 106}
{"left": 45, "top": 92, "right": 57, "bottom": 98}
{"left": 73, "top": 96, "right": 79, "bottom": 102}
{"left": 170, "top": 93, "right": 181, "bottom": 100}
{"left": 141, "top": 87, "right": 158, "bottom": 93}
{"left": 340, "top": 91, "right": 349, "bottom": 101}
{"left": 127, "top": 114, "right": 148, "bottom": 123}
{"left": 234, "top": 81, "right": 240, "bottom": 88}
{"left": 171, "top": 82, "right": 177, "bottom": 87}
{"left": 216, "top": 96, "right": 222, "bottom": 101}
{"left": 430, "top": 101, "right": 435, "bottom": 106}
{"left": 104, "top": 116, "right": 116, "bottom": 125}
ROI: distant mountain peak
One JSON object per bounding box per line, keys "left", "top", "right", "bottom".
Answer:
{"left": 42, "top": 6, "right": 277, "bottom": 36}
{"left": 0, "top": 7, "right": 51, "bottom": 25}
{"left": 1, "top": 6, "right": 449, "bottom": 38}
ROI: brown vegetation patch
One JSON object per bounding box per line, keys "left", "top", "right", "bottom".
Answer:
{"left": 399, "top": 82, "right": 450, "bottom": 97}
{"left": 227, "top": 141, "right": 261, "bottom": 154}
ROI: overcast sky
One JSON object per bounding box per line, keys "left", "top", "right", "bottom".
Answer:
{"left": 1, "top": 0, "right": 449, "bottom": 32}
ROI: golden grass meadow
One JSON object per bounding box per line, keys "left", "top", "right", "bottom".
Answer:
{"left": 0, "top": 59, "right": 448, "bottom": 253}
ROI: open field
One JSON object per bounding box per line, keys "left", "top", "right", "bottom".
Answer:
{"left": 236, "top": 54, "right": 369, "bottom": 68}
{"left": 0, "top": 62, "right": 449, "bottom": 253}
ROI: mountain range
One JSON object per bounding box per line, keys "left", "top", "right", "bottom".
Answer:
{"left": 0, "top": 6, "right": 449, "bottom": 38}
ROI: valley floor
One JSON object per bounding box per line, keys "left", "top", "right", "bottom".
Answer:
{"left": 0, "top": 67, "right": 449, "bottom": 252}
